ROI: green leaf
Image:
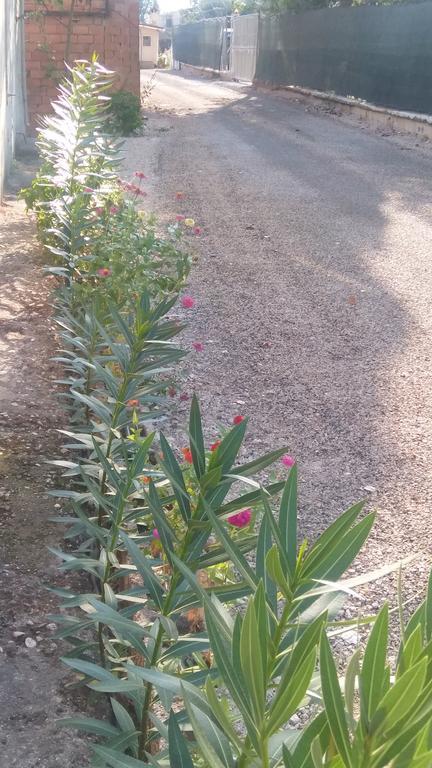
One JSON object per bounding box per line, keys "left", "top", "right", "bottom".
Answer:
{"left": 189, "top": 394, "right": 205, "bottom": 479}
{"left": 320, "top": 633, "right": 352, "bottom": 767}
{"left": 168, "top": 711, "right": 194, "bottom": 768}
{"left": 256, "top": 516, "right": 277, "bottom": 614}
{"left": 160, "top": 434, "right": 191, "bottom": 523}
{"left": 202, "top": 502, "right": 257, "bottom": 591}
{"left": 371, "top": 657, "right": 428, "bottom": 737}
{"left": 205, "top": 678, "right": 243, "bottom": 751}
{"left": 57, "top": 716, "right": 120, "bottom": 738}
{"left": 345, "top": 648, "right": 361, "bottom": 726}
{"left": 302, "top": 513, "right": 376, "bottom": 583}
{"left": 279, "top": 466, "right": 297, "bottom": 576}
{"left": 240, "top": 595, "right": 266, "bottom": 725}
{"left": 92, "top": 745, "right": 146, "bottom": 768}
{"left": 426, "top": 570, "right": 432, "bottom": 641}
{"left": 302, "top": 502, "right": 365, "bottom": 576}
{"left": 234, "top": 447, "right": 289, "bottom": 477}
{"left": 120, "top": 532, "right": 164, "bottom": 611}
{"left": 209, "top": 419, "right": 247, "bottom": 475}
{"left": 360, "top": 604, "right": 388, "bottom": 722}
{"left": 182, "top": 696, "right": 234, "bottom": 768}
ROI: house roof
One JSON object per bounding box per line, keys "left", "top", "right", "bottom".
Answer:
{"left": 139, "top": 23, "right": 164, "bottom": 31}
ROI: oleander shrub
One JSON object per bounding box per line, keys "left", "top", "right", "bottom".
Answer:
{"left": 23, "top": 58, "right": 429, "bottom": 768}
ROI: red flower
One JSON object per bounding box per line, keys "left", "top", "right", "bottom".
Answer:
{"left": 127, "top": 398, "right": 140, "bottom": 408}
{"left": 97, "top": 267, "right": 112, "bottom": 277}
{"left": 181, "top": 447, "right": 193, "bottom": 464}
{"left": 176, "top": 214, "right": 185, "bottom": 222}
{"left": 193, "top": 226, "right": 202, "bottom": 236}
{"left": 181, "top": 295, "right": 195, "bottom": 309}
{"left": 135, "top": 171, "right": 146, "bottom": 179}
{"left": 192, "top": 341, "right": 204, "bottom": 352}
{"left": 210, "top": 440, "right": 221, "bottom": 452}
{"left": 233, "top": 415, "right": 244, "bottom": 425}
{"left": 227, "top": 509, "right": 252, "bottom": 528}
{"left": 94, "top": 206, "right": 104, "bottom": 216}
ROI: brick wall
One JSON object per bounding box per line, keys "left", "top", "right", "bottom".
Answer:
{"left": 25, "top": 0, "right": 140, "bottom": 127}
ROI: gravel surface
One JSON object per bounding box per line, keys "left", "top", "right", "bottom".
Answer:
{"left": 124, "top": 70, "right": 432, "bottom": 617}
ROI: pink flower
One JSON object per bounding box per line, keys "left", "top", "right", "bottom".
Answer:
{"left": 83, "top": 186, "right": 92, "bottom": 193}
{"left": 168, "top": 386, "right": 177, "bottom": 397}
{"left": 152, "top": 528, "right": 160, "bottom": 539}
{"left": 192, "top": 341, "right": 204, "bottom": 352}
{"left": 281, "top": 454, "right": 295, "bottom": 468}
{"left": 97, "top": 267, "right": 112, "bottom": 277}
{"left": 179, "top": 392, "right": 189, "bottom": 402}
{"left": 233, "top": 415, "right": 244, "bottom": 425}
{"left": 135, "top": 171, "right": 146, "bottom": 179}
{"left": 137, "top": 188, "right": 147, "bottom": 197}
{"left": 176, "top": 214, "right": 185, "bottom": 222}
{"left": 193, "top": 226, "right": 202, "bottom": 236}
{"left": 182, "top": 296, "right": 195, "bottom": 309}
{"left": 227, "top": 509, "right": 252, "bottom": 528}
{"left": 109, "top": 206, "right": 119, "bottom": 215}
{"left": 95, "top": 206, "right": 104, "bottom": 216}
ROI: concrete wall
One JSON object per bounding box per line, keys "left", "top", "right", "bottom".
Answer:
{"left": 0, "top": 0, "right": 27, "bottom": 200}
{"left": 139, "top": 25, "right": 159, "bottom": 68}
{"left": 25, "top": 0, "right": 140, "bottom": 128}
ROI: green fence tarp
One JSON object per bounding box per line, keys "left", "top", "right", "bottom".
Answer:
{"left": 173, "top": 18, "right": 224, "bottom": 71}
{"left": 255, "top": 2, "right": 432, "bottom": 114}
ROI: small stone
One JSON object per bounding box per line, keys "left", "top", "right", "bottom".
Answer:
{"left": 12, "top": 631, "right": 25, "bottom": 639}
{"left": 364, "top": 485, "right": 376, "bottom": 493}
{"left": 46, "top": 623, "right": 57, "bottom": 632}
{"left": 25, "top": 637, "right": 37, "bottom": 649}
{"left": 341, "top": 630, "right": 358, "bottom": 645}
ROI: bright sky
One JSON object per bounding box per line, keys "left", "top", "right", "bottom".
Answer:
{"left": 158, "top": 0, "right": 190, "bottom": 12}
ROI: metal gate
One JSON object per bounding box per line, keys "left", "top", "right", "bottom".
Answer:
{"left": 231, "top": 13, "right": 258, "bottom": 82}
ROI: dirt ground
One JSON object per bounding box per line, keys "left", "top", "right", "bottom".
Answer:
{"left": 2, "top": 71, "right": 432, "bottom": 765}
{"left": 0, "top": 164, "right": 89, "bottom": 766}
{"left": 126, "top": 71, "right": 432, "bottom": 611}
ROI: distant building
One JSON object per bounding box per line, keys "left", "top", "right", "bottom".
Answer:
{"left": 139, "top": 23, "right": 164, "bottom": 68}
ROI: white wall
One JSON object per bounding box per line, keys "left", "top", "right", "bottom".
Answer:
{"left": 0, "top": 0, "right": 27, "bottom": 200}
{"left": 139, "top": 26, "right": 160, "bottom": 68}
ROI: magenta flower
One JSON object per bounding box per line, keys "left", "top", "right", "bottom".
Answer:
{"left": 281, "top": 454, "right": 295, "bottom": 468}
{"left": 152, "top": 528, "right": 160, "bottom": 539}
{"left": 168, "top": 386, "right": 177, "bottom": 397}
{"left": 97, "top": 267, "right": 112, "bottom": 277}
{"left": 94, "top": 206, "right": 104, "bottom": 216}
{"left": 192, "top": 341, "right": 204, "bottom": 352}
{"left": 135, "top": 171, "right": 146, "bottom": 179}
{"left": 227, "top": 509, "right": 252, "bottom": 528}
{"left": 109, "top": 206, "right": 119, "bottom": 215}
{"left": 182, "top": 296, "right": 195, "bottom": 309}
{"left": 179, "top": 392, "right": 189, "bottom": 402}
{"left": 176, "top": 214, "right": 185, "bottom": 222}
{"left": 193, "top": 226, "right": 202, "bottom": 236}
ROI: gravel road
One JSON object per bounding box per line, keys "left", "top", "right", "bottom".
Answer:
{"left": 124, "top": 71, "right": 432, "bottom": 606}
